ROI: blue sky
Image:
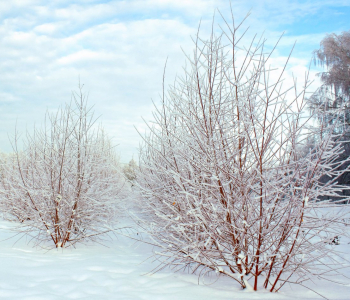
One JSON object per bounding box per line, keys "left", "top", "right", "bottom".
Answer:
{"left": 0, "top": 0, "right": 349, "bottom": 162}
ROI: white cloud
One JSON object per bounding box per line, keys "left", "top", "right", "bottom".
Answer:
{"left": 0, "top": 0, "right": 348, "bottom": 162}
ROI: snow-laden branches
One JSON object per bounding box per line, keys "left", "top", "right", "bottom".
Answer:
{"left": 135, "top": 12, "right": 350, "bottom": 293}
{"left": 0, "top": 86, "right": 125, "bottom": 249}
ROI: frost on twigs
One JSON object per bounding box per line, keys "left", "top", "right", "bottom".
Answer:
{"left": 134, "top": 9, "right": 350, "bottom": 294}
{"left": 0, "top": 86, "right": 125, "bottom": 249}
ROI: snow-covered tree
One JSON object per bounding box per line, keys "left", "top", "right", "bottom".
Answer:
{"left": 135, "top": 12, "right": 350, "bottom": 293}
{"left": 314, "top": 30, "right": 350, "bottom": 100}
{"left": 0, "top": 86, "right": 124, "bottom": 248}
{"left": 123, "top": 159, "right": 138, "bottom": 182}
{"left": 309, "top": 31, "right": 350, "bottom": 134}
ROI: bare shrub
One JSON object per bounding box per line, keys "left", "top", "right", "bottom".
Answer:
{"left": 0, "top": 86, "right": 124, "bottom": 248}
{"left": 135, "top": 12, "right": 350, "bottom": 293}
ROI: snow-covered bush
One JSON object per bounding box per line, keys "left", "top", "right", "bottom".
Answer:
{"left": 0, "top": 87, "right": 124, "bottom": 248}
{"left": 135, "top": 13, "right": 350, "bottom": 292}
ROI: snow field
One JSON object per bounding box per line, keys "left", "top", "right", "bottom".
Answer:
{"left": 0, "top": 220, "right": 349, "bottom": 300}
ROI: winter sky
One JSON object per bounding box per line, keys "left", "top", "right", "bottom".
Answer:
{"left": 0, "top": 0, "right": 349, "bottom": 163}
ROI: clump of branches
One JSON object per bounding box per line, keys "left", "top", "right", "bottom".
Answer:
{"left": 0, "top": 86, "right": 124, "bottom": 248}
{"left": 135, "top": 11, "right": 350, "bottom": 293}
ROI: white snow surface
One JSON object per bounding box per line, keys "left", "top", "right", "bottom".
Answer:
{"left": 0, "top": 218, "right": 350, "bottom": 300}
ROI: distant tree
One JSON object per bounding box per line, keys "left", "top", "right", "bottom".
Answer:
{"left": 309, "top": 31, "right": 350, "bottom": 134}
{"left": 314, "top": 31, "right": 350, "bottom": 99}
{"left": 135, "top": 11, "right": 350, "bottom": 294}
{"left": 123, "top": 159, "right": 137, "bottom": 182}
{"left": 0, "top": 86, "right": 125, "bottom": 249}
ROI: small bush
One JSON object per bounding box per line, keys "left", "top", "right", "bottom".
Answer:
{"left": 0, "top": 86, "right": 124, "bottom": 248}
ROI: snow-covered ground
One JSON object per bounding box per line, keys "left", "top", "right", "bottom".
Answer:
{"left": 0, "top": 218, "right": 349, "bottom": 300}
